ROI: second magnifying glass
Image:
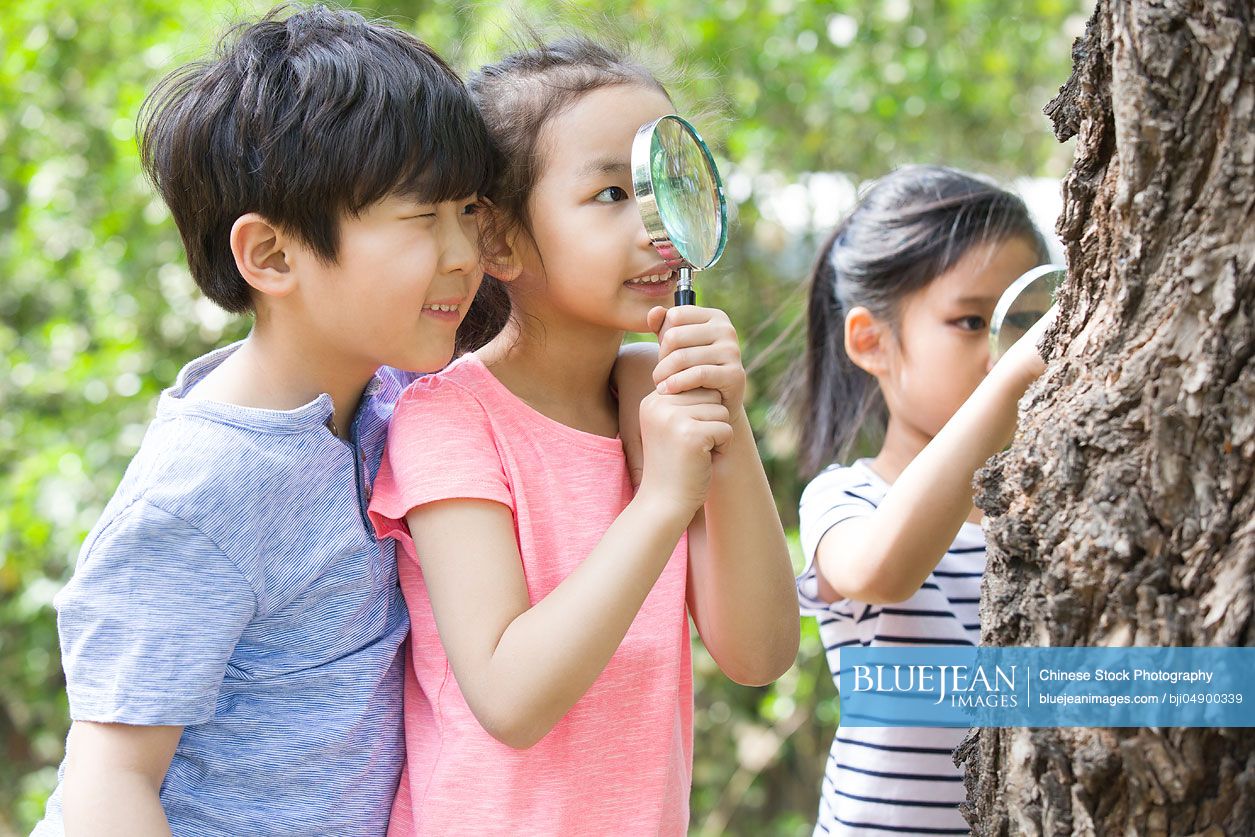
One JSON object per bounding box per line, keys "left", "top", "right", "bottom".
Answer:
{"left": 631, "top": 115, "right": 728, "bottom": 306}
{"left": 989, "top": 264, "right": 1066, "bottom": 362}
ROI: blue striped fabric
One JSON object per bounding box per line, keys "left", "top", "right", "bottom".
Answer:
{"left": 798, "top": 459, "right": 984, "bottom": 837}
{"left": 34, "top": 343, "right": 416, "bottom": 836}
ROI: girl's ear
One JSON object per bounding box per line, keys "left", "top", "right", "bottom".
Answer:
{"left": 844, "top": 306, "right": 890, "bottom": 377}
{"left": 481, "top": 206, "right": 524, "bottom": 283}
{"left": 230, "top": 213, "right": 297, "bottom": 298}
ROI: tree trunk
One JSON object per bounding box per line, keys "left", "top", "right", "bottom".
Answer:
{"left": 957, "top": 2, "right": 1255, "bottom": 835}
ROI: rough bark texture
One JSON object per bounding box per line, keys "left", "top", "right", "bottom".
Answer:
{"left": 957, "top": 2, "right": 1255, "bottom": 835}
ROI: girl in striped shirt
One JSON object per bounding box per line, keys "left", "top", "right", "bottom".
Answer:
{"left": 789, "top": 166, "right": 1053, "bottom": 835}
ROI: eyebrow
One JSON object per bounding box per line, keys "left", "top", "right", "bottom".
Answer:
{"left": 955, "top": 295, "right": 1000, "bottom": 307}
{"left": 576, "top": 158, "right": 630, "bottom": 179}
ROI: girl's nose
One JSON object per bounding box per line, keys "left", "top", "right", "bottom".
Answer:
{"left": 631, "top": 198, "right": 654, "bottom": 250}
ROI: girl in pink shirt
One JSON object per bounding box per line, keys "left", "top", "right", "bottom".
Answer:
{"left": 368, "top": 36, "right": 799, "bottom": 835}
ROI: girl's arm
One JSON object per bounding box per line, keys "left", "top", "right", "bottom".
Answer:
{"left": 407, "top": 390, "right": 732, "bottom": 750}
{"left": 612, "top": 342, "right": 659, "bottom": 490}
{"left": 683, "top": 413, "right": 799, "bottom": 686}
{"left": 812, "top": 314, "right": 1052, "bottom": 605}
{"left": 646, "top": 306, "right": 799, "bottom": 687}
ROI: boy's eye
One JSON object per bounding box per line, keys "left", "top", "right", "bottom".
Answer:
{"left": 593, "top": 186, "right": 630, "bottom": 204}
{"left": 954, "top": 315, "right": 988, "bottom": 332}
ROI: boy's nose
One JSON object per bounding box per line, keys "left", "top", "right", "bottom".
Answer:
{"left": 440, "top": 221, "right": 478, "bottom": 275}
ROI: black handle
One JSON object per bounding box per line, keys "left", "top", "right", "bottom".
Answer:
{"left": 674, "top": 287, "right": 696, "bottom": 306}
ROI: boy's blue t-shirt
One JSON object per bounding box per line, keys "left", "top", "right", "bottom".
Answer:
{"left": 34, "top": 343, "right": 417, "bottom": 836}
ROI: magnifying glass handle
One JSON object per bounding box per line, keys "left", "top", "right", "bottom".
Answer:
{"left": 675, "top": 268, "right": 695, "bottom": 306}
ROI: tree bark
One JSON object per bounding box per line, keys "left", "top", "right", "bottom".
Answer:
{"left": 957, "top": 2, "right": 1255, "bottom": 835}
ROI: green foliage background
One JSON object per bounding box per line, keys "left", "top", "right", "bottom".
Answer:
{"left": 0, "top": 0, "right": 1084, "bottom": 832}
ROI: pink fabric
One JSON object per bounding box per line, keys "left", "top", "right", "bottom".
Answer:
{"left": 369, "top": 353, "right": 692, "bottom": 836}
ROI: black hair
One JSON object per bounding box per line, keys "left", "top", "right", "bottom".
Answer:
{"left": 790, "top": 165, "right": 1049, "bottom": 475}
{"left": 456, "top": 34, "right": 669, "bottom": 353}
{"left": 138, "top": 3, "right": 495, "bottom": 313}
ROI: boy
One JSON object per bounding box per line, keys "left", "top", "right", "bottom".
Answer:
{"left": 33, "top": 5, "right": 495, "bottom": 834}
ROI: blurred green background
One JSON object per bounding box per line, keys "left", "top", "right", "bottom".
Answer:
{"left": 0, "top": 0, "right": 1084, "bottom": 832}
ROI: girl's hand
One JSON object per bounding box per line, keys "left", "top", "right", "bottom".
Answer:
{"left": 637, "top": 387, "right": 734, "bottom": 515}
{"left": 647, "top": 306, "right": 747, "bottom": 415}
{"left": 993, "top": 303, "right": 1058, "bottom": 389}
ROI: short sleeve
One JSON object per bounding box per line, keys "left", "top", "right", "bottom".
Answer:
{"left": 368, "top": 376, "right": 513, "bottom": 557}
{"left": 55, "top": 499, "right": 257, "bottom": 726}
{"left": 796, "top": 466, "right": 879, "bottom": 616}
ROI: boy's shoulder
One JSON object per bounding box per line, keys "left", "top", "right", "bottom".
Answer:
{"left": 121, "top": 349, "right": 342, "bottom": 504}
{"left": 86, "top": 344, "right": 388, "bottom": 583}
{"left": 112, "top": 405, "right": 338, "bottom": 527}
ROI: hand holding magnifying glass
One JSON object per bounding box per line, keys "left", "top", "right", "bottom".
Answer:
{"left": 989, "top": 264, "right": 1065, "bottom": 387}
{"left": 989, "top": 264, "right": 1065, "bottom": 362}
{"left": 628, "top": 115, "right": 744, "bottom": 456}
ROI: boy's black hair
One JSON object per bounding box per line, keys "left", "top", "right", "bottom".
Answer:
{"left": 139, "top": 3, "right": 496, "bottom": 313}
{"left": 788, "top": 165, "right": 1050, "bottom": 475}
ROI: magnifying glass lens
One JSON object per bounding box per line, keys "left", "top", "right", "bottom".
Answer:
{"left": 650, "top": 119, "right": 723, "bottom": 270}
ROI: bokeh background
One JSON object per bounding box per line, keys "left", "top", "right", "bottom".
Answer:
{"left": 1, "top": 0, "right": 1087, "bottom": 832}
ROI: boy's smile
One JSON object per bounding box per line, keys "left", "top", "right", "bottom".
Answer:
{"left": 421, "top": 298, "right": 468, "bottom": 320}
{"left": 292, "top": 194, "right": 483, "bottom": 375}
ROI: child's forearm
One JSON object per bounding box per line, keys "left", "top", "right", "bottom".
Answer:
{"left": 820, "top": 363, "right": 1035, "bottom": 604}
{"left": 64, "top": 776, "right": 171, "bottom": 837}
{"left": 462, "top": 491, "right": 693, "bottom": 749}
{"left": 687, "top": 408, "right": 799, "bottom": 685}
{"left": 62, "top": 722, "right": 178, "bottom": 837}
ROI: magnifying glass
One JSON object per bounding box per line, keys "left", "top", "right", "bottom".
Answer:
{"left": 631, "top": 115, "right": 728, "bottom": 306}
{"left": 989, "top": 264, "right": 1066, "bottom": 361}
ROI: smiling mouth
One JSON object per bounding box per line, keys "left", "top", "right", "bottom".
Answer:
{"left": 625, "top": 271, "right": 676, "bottom": 286}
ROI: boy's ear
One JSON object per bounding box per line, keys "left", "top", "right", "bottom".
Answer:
{"left": 844, "top": 306, "right": 890, "bottom": 377}
{"left": 230, "top": 213, "right": 297, "bottom": 298}
{"left": 480, "top": 208, "right": 524, "bottom": 283}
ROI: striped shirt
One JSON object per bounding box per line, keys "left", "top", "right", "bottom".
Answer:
{"left": 33, "top": 343, "right": 415, "bottom": 836}
{"left": 798, "top": 459, "right": 984, "bottom": 837}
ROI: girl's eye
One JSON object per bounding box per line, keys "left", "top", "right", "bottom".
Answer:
{"left": 593, "top": 186, "right": 629, "bottom": 204}
{"left": 954, "top": 315, "right": 988, "bottom": 332}
{"left": 462, "top": 201, "right": 482, "bottom": 216}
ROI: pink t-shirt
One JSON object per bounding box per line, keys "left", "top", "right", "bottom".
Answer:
{"left": 369, "top": 353, "right": 692, "bottom": 836}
